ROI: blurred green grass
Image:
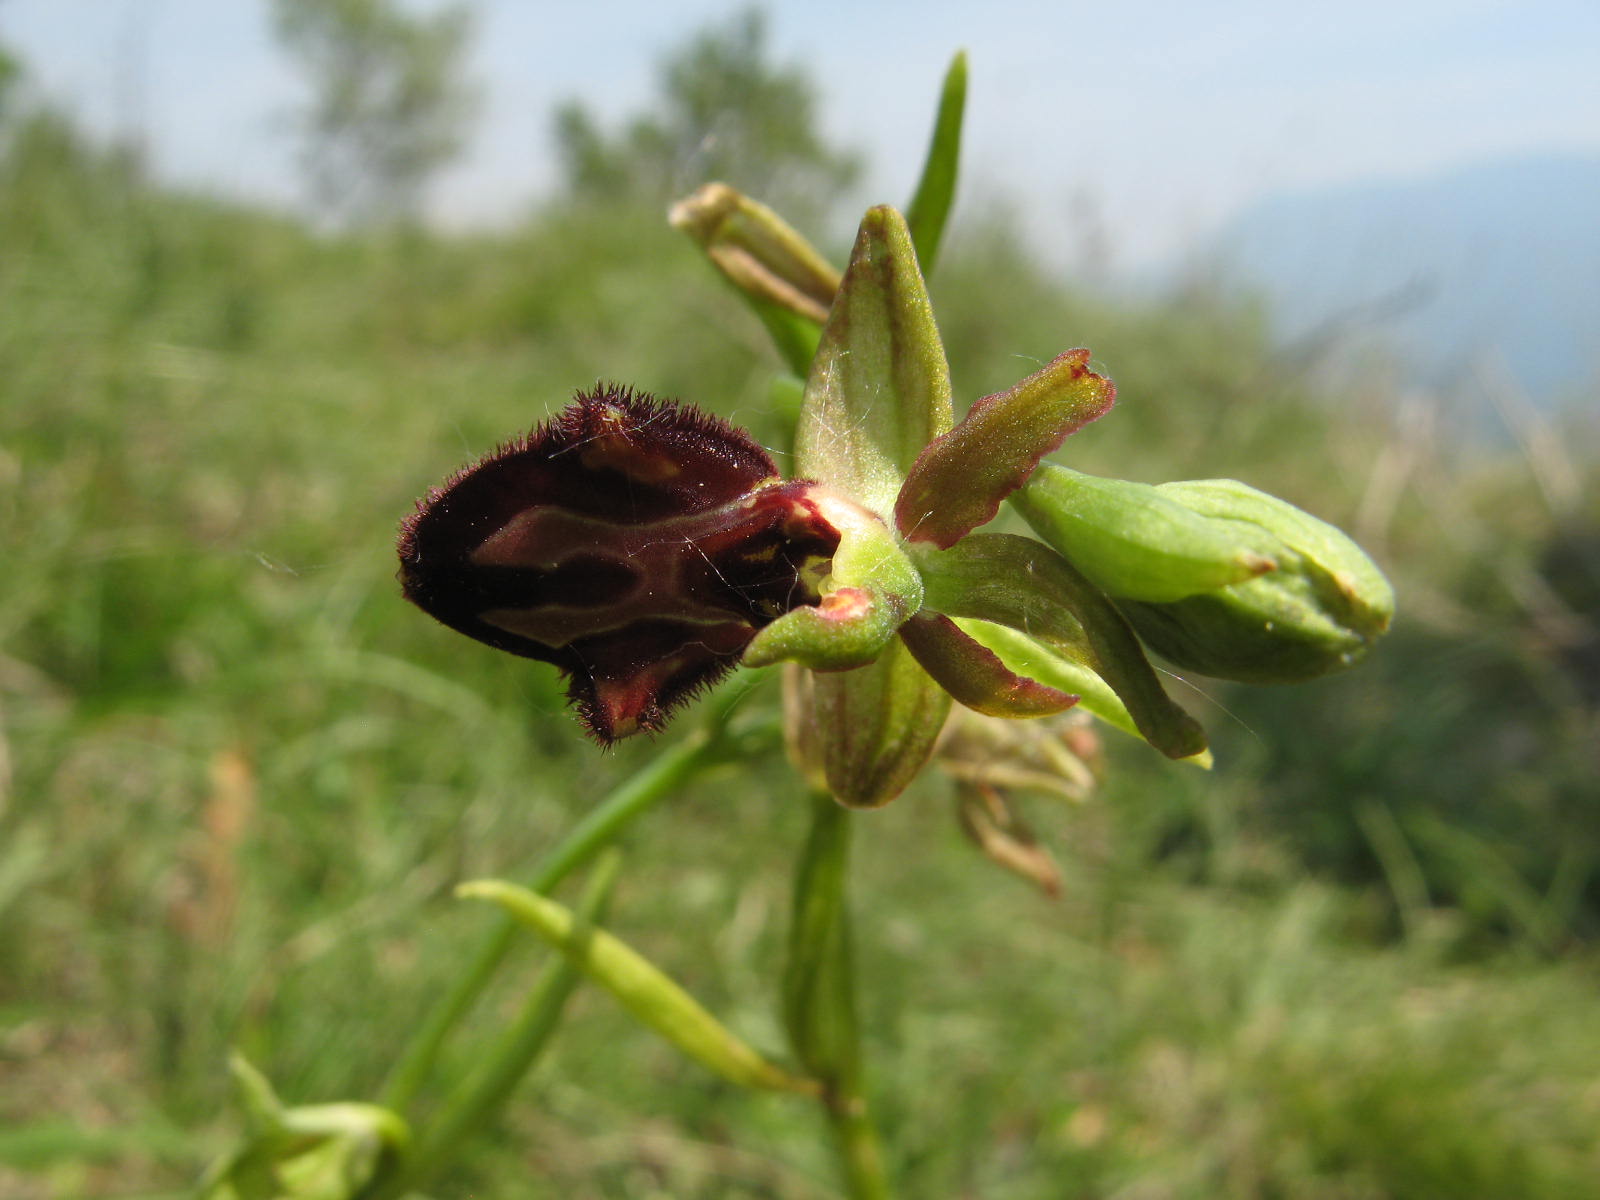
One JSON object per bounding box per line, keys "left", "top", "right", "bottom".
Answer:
{"left": 3, "top": 101, "right": 1599, "bottom": 1200}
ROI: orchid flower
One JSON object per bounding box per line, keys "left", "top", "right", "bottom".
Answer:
{"left": 399, "top": 202, "right": 1390, "bottom": 807}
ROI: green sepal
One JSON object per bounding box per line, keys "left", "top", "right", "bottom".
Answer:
{"left": 898, "top": 611, "right": 1078, "bottom": 718}
{"left": 796, "top": 205, "right": 953, "bottom": 519}
{"left": 791, "top": 638, "right": 954, "bottom": 808}
{"left": 905, "top": 50, "right": 968, "bottom": 274}
{"left": 457, "top": 879, "right": 819, "bottom": 1096}
{"left": 1011, "top": 463, "right": 1276, "bottom": 601}
{"left": 743, "top": 492, "right": 923, "bottom": 671}
{"left": 898, "top": 351, "right": 1114, "bottom": 546}
{"left": 912, "top": 533, "right": 1208, "bottom": 760}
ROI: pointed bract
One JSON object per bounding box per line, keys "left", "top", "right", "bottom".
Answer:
{"left": 905, "top": 51, "right": 968, "bottom": 273}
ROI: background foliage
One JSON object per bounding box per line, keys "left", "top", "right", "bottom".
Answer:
{"left": 2, "top": 10, "right": 1598, "bottom": 1198}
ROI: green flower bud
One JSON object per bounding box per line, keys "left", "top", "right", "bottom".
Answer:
{"left": 669, "top": 183, "right": 839, "bottom": 376}
{"left": 1117, "top": 479, "right": 1394, "bottom": 683}
{"left": 669, "top": 182, "right": 841, "bottom": 325}
{"left": 1012, "top": 464, "right": 1277, "bottom": 602}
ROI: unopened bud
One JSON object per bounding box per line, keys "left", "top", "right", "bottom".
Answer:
{"left": 1012, "top": 464, "right": 1276, "bottom": 602}
{"left": 670, "top": 182, "right": 841, "bottom": 325}
{"left": 1117, "top": 479, "right": 1394, "bottom": 683}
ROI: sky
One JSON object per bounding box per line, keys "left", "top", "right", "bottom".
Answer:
{"left": 3, "top": 0, "right": 1598, "bottom": 270}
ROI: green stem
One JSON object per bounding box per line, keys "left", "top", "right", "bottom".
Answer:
{"left": 378, "top": 676, "right": 765, "bottom": 1114}
{"left": 784, "top": 791, "right": 893, "bottom": 1200}
{"left": 371, "top": 850, "right": 624, "bottom": 1199}
{"left": 827, "top": 1096, "right": 892, "bottom": 1200}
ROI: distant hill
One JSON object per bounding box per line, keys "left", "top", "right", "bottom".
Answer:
{"left": 1209, "top": 155, "right": 1600, "bottom": 405}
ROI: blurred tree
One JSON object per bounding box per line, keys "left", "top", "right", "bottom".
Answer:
{"left": 0, "top": 39, "right": 20, "bottom": 121}
{"left": 553, "top": 7, "right": 859, "bottom": 222}
{"left": 271, "top": 0, "right": 477, "bottom": 227}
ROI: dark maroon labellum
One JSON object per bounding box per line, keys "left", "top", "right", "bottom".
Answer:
{"left": 399, "top": 385, "right": 840, "bottom": 742}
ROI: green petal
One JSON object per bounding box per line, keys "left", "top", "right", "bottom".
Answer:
{"left": 953, "top": 618, "right": 1136, "bottom": 738}
{"left": 911, "top": 533, "right": 1208, "bottom": 760}
{"left": 896, "top": 351, "right": 1114, "bottom": 546}
{"left": 898, "top": 611, "right": 1078, "bottom": 718}
{"left": 796, "top": 206, "right": 953, "bottom": 519}
{"left": 743, "top": 491, "right": 923, "bottom": 671}
{"left": 954, "top": 620, "right": 1211, "bottom": 767}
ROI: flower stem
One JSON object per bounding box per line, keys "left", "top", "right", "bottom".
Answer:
{"left": 784, "top": 791, "right": 893, "bottom": 1199}
{"left": 379, "top": 676, "right": 766, "bottom": 1115}
{"left": 827, "top": 1095, "right": 892, "bottom": 1200}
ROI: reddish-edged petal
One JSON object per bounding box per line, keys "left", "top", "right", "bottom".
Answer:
{"left": 897, "top": 612, "right": 1078, "bottom": 719}
{"left": 895, "top": 349, "right": 1114, "bottom": 547}
{"left": 910, "top": 533, "right": 1208, "bottom": 760}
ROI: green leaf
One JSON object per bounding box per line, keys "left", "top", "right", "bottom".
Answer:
{"left": 391, "top": 853, "right": 623, "bottom": 1197}
{"left": 905, "top": 50, "right": 968, "bottom": 274}
{"left": 897, "top": 351, "right": 1114, "bottom": 546}
{"left": 912, "top": 534, "right": 1208, "bottom": 759}
{"left": 796, "top": 206, "right": 953, "bottom": 519}
{"left": 458, "top": 879, "right": 818, "bottom": 1095}
{"left": 1012, "top": 464, "right": 1276, "bottom": 601}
